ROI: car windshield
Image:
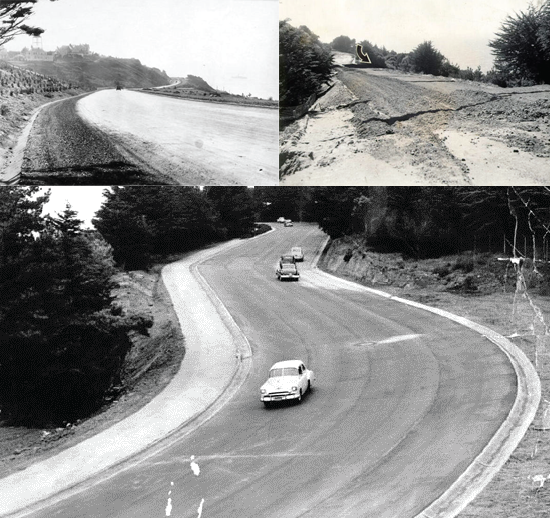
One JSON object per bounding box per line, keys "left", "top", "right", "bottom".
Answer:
{"left": 269, "top": 367, "right": 299, "bottom": 377}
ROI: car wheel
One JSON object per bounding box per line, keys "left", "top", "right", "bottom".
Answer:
{"left": 307, "top": 380, "right": 311, "bottom": 393}
{"left": 297, "top": 389, "right": 302, "bottom": 403}
{"left": 263, "top": 401, "right": 271, "bottom": 408}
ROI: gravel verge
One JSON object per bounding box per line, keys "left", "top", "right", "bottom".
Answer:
{"left": 19, "top": 94, "right": 172, "bottom": 185}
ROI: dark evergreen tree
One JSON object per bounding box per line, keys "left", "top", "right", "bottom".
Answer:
{"left": 279, "top": 21, "right": 334, "bottom": 107}
{"left": 0, "top": 198, "right": 145, "bottom": 425}
{"left": 204, "top": 187, "right": 255, "bottom": 239}
{"left": 489, "top": 3, "right": 550, "bottom": 85}
{"left": 410, "top": 41, "right": 445, "bottom": 75}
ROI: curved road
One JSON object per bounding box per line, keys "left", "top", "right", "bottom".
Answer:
{"left": 24, "top": 224, "right": 517, "bottom": 518}
{"left": 20, "top": 90, "right": 277, "bottom": 185}
{"left": 77, "top": 90, "right": 278, "bottom": 185}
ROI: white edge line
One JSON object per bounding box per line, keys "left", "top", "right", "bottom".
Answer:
{"left": 311, "top": 236, "right": 541, "bottom": 518}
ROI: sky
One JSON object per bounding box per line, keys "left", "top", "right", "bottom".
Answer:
{"left": 41, "top": 187, "right": 107, "bottom": 228}
{"left": 6, "top": 0, "right": 279, "bottom": 99}
{"left": 280, "top": 0, "right": 539, "bottom": 72}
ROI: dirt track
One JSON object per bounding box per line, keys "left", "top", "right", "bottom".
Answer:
{"left": 280, "top": 66, "right": 550, "bottom": 185}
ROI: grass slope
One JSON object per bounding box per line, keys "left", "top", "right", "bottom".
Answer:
{"left": 12, "top": 56, "right": 170, "bottom": 89}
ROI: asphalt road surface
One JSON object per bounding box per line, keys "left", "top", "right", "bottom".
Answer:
{"left": 26, "top": 224, "right": 517, "bottom": 518}
{"left": 77, "top": 90, "right": 278, "bottom": 185}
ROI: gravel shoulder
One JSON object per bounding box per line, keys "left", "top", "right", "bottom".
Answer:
{"left": 19, "top": 94, "right": 173, "bottom": 185}
{"left": 280, "top": 68, "right": 550, "bottom": 185}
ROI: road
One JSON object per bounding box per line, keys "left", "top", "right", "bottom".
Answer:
{"left": 23, "top": 224, "right": 517, "bottom": 518}
{"left": 77, "top": 90, "right": 278, "bottom": 185}
{"left": 19, "top": 90, "right": 278, "bottom": 185}
{"left": 280, "top": 61, "right": 550, "bottom": 185}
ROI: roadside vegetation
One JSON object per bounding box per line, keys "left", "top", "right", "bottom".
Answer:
{"left": 323, "top": 0, "right": 550, "bottom": 88}
{"left": 279, "top": 20, "right": 334, "bottom": 108}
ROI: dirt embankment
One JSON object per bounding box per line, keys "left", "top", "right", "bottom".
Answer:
{"left": 280, "top": 68, "right": 550, "bottom": 185}
{"left": 0, "top": 268, "right": 184, "bottom": 480}
{"left": 318, "top": 237, "right": 550, "bottom": 517}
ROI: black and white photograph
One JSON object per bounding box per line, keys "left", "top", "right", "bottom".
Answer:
{"left": 1, "top": 0, "right": 550, "bottom": 517}
{"left": 0, "top": 1, "right": 278, "bottom": 186}
{"left": 279, "top": 0, "right": 550, "bottom": 185}
{"left": 0, "top": 186, "right": 549, "bottom": 517}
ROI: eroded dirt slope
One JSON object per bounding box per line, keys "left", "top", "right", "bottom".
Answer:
{"left": 280, "top": 67, "right": 550, "bottom": 185}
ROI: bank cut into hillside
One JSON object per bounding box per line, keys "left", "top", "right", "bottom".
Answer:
{"left": 12, "top": 56, "right": 171, "bottom": 90}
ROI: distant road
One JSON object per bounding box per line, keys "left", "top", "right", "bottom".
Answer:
{"left": 77, "top": 90, "right": 278, "bottom": 185}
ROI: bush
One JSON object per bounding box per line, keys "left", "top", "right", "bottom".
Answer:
{"left": 490, "top": 3, "right": 550, "bottom": 85}
{"left": 410, "top": 41, "right": 445, "bottom": 75}
{"left": 453, "top": 255, "right": 474, "bottom": 273}
{"left": 433, "top": 263, "right": 451, "bottom": 277}
{"left": 279, "top": 21, "right": 334, "bottom": 107}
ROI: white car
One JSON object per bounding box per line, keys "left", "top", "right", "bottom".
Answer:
{"left": 260, "top": 360, "right": 314, "bottom": 406}
{"left": 284, "top": 220, "right": 293, "bottom": 227}
{"left": 277, "top": 217, "right": 286, "bottom": 223}
{"left": 291, "top": 247, "right": 304, "bottom": 262}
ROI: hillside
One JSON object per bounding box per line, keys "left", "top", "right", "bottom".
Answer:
{"left": 11, "top": 56, "right": 170, "bottom": 90}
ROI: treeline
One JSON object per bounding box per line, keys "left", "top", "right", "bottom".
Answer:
{"left": 94, "top": 187, "right": 258, "bottom": 270}
{"left": 0, "top": 188, "right": 151, "bottom": 426}
{"left": 255, "top": 187, "right": 550, "bottom": 261}
{"left": 329, "top": 0, "right": 550, "bottom": 87}
{"left": 0, "top": 187, "right": 266, "bottom": 426}
{"left": 279, "top": 0, "right": 550, "bottom": 104}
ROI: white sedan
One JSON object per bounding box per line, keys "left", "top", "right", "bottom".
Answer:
{"left": 277, "top": 217, "right": 286, "bottom": 223}
{"left": 260, "top": 360, "right": 314, "bottom": 407}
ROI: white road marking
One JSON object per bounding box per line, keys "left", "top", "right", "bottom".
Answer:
{"left": 197, "top": 498, "right": 205, "bottom": 518}
{"left": 190, "top": 455, "right": 200, "bottom": 476}
{"left": 378, "top": 334, "right": 424, "bottom": 344}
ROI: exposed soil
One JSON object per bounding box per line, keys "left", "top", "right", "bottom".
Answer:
{"left": 318, "top": 237, "right": 550, "bottom": 517}
{"left": 0, "top": 267, "right": 185, "bottom": 480}
{"left": 280, "top": 66, "right": 550, "bottom": 185}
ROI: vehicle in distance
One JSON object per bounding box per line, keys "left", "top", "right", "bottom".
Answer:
{"left": 291, "top": 247, "right": 304, "bottom": 261}
{"left": 277, "top": 255, "right": 299, "bottom": 281}
{"left": 284, "top": 220, "right": 293, "bottom": 227}
{"left": 260, "top": 360, "right": 314, "bottom": 406}
{"left": 277, "top": 217, "right": 286, "bottom": 223}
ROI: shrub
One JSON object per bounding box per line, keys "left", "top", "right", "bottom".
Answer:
{"left": 410, "top": 41, "right": 446, "bottom": 75}
{"left": 453, "top": 255, "right": 474, "bottom": 273}
{"left": 279, "top": 21, "right": 334, "bottom": 107}
{"left": 433, "top": 263, "right": 451, "bottom": 277}
{"left": 490, "top": 3, "right": 550, "bottom": 85}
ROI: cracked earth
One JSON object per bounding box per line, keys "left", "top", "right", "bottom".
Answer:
{"left": 280, "top": 64, "right": 550, "bottom": 185}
